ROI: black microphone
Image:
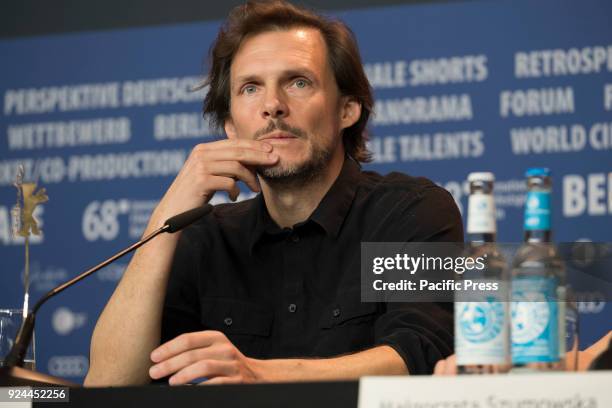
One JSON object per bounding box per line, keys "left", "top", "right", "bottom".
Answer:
{"left": 3, "top": 204, "right": 213, "bottom": 369}
{"left": 164, "top": 205, "right": 213, "bottom": 233}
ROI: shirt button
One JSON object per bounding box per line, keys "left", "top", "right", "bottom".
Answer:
{"left": 332, "top": 308, "right": 341, "bottom": 318}
{"left": 290, "top": 234, "right": 300, "bottom": 243}
{"left": 288, "top": 303, "right": 297, "bottom": 313}
{"left": 224, "top": 317, "right": 233, "bottom": 326}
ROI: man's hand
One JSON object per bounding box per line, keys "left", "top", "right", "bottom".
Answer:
{"left": 149, "top": 332, "right": 409, "bottom": 384}
{"left": 433, "top": 354, "right": 457, "bottom": 375}
{"left": 151, "top": 139, "right": 279, "bottom": 225}
{"left": 434, "top": 331, "right": 612, "bottom": 375}
{"left": 149, "top": 330, "right": 260, "bottom": 385}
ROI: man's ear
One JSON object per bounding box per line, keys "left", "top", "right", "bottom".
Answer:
{"left": 340, "top": 96, "right": 362, "bottom": 130}
{"left": 224, "top": 117, "right": 237, "bottom": 139}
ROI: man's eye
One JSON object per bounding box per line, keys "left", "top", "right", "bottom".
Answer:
{"left": 242, "top": 85, "right": 257, "bottom": 94}
{"left": 293, "top": 79, "right": 309, "bottom": 88}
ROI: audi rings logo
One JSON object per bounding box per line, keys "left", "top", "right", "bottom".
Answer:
{"left": 48, "top": 355, "right": 89, "bottom": 377}
{"left": 577, "top": 292, "right": 606, "bottom": 314}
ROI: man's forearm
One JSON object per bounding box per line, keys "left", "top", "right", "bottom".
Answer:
{"left": 576, "top": 330, "right": 612, "bottom": 371}
{"left": 85, "top": 217, "right": 180, "bottom": 386}
{"left": 250, "top": 345, "right": 408, "bottom": 382}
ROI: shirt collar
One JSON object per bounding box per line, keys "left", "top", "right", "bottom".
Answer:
{"left": 248, "top": 156, "right": 361, "bottom": 253}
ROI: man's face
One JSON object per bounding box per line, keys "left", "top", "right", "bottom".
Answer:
{"left": 224, "top": 27, "right": 359, "bottom": 183}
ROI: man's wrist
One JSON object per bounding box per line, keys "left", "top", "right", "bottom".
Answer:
{"left": 247, "top": 357, "right": 272, "bottom": 382}
{"left": 247, "top": 357, "right": 309, "bottom": 383}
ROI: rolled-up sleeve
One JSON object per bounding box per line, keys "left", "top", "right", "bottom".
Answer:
{"left": 373, "top": 182, "right": 463, "bottom": 374}
{"left": 375, "top": 302, "right": 454, "bottom": 374}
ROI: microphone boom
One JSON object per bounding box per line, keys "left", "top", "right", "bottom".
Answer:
{"left": 3, "top": 204, "right": 213, "bottom": 369}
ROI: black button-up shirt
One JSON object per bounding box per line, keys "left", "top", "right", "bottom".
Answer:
{"left": 161, "top": 157, "right": 463, "bottom": 375}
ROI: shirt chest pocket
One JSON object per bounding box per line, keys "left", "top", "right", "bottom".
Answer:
{"left": 200, "top": 298, "right": 273, "bottom": 357}
{"left": 315, "top": 291, "right": 379, "bottom": 355}
{"left": 319, "top": 291, "right": 379, "bottom": 329}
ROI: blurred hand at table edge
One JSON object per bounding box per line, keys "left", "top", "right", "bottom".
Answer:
{"left": 433, "top": 330, "right": 612, "bottom": 375}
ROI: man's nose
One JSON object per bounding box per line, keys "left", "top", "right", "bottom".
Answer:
{"left": 261, "top": 88, "right": 288, "bottom": 119}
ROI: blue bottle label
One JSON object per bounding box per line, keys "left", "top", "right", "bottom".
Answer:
{"left": 456, "top": 298, "right": 508, "bottom": 365}
{"left": 511, "top": 276, "right": 560, "bottom": 363}
{"left": 524, "top": 191, "right": 551, "bottom": 231}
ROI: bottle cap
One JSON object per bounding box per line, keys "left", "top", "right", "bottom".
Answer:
{"left": 467, "top": 172, "right": 495, "bottom": 183}
{"left": 525, "top": 167, "right": 551, "bottom": 177}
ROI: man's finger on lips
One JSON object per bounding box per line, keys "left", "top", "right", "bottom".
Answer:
{"left": 168, "top": 360, "right": 238, "bottom": 385}
{"left": 202, "top": 139, "right": 273, "bottom": 152}
{"left": 204, "top": 147, "right": 279, "bottom": 166}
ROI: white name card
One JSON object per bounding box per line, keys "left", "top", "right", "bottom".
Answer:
{"left": 359, "top": 371, "right": 612, "bottom": 408}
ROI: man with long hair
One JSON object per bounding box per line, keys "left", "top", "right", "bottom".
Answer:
{"left": 86, "top": 0, "right": 462, "bottom": 386}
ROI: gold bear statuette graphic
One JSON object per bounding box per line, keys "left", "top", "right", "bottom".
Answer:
{"left": 18, "top": 182, "right": 49, "bottom": 237}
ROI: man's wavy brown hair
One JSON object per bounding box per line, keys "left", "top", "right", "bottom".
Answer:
{"left": 203, "top": 0, "right": 373, "bottom": 162}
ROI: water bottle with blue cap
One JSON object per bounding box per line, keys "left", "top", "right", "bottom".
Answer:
{"left": 511, "top": 168, "right": 566, "bottom": 371}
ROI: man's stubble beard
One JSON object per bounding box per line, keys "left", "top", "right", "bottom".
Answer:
{"left": 253, "top": 119, "right": 336, "bottom": 189}
{"left": 256, "top": 140, "right": 334, "bottom": 188}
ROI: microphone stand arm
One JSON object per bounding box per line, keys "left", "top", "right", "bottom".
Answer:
{"left": 4, "top": 225, "right": 170, "bottom": 368}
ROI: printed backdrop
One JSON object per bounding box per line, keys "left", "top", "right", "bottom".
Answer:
{"left": 1, "top": 0, "right": 610, "bottom": 381}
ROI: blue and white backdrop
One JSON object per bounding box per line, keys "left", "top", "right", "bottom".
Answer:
{"left": 1, "top": 0, "right": 610, "bottom": 382}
